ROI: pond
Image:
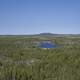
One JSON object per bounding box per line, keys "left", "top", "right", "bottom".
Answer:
{"left": 38, "top": 42, "right": 56, "bottom": 49}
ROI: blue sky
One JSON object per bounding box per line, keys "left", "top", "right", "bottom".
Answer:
{"left": 0, "top": 0, "right": 80, "bottom": 34}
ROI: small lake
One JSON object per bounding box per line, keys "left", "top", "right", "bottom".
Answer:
{"left": 38, "top": 42, "right": 56, "bottom": 49}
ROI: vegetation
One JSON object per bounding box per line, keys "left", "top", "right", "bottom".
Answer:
{"left": 0, "top": 36, "right": 80, "bottom": 80}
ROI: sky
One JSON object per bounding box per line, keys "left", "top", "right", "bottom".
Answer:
{"left": 0, "top": 0, "right": 80, "bottom": 34}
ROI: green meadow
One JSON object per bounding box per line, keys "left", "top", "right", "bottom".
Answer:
{"left": 0, "top": 36, "right": 80, "bottom": 80}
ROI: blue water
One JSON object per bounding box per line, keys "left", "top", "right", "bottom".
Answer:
{"left": 38, "top": 42, "right": 56, "bottom": 48}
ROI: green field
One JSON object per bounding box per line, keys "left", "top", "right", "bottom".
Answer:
{"left": 0, "top": 36, "right": 80, "bottom": 80}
